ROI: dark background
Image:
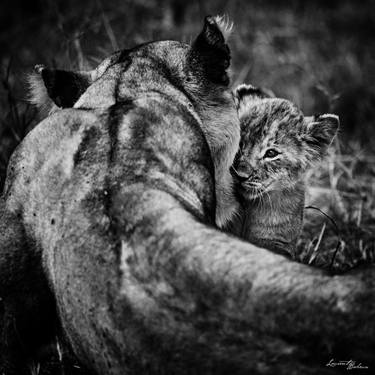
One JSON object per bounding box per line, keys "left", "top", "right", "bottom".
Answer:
{"left": 0, "top": 0, "right": 375, "bottom": 188}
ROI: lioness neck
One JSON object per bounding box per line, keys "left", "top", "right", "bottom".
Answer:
{"left": 240, "top": 181, "right": 305, "bottom": 256}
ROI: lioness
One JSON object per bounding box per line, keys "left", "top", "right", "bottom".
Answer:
{"left": 1, "top": 16, "right": 375, "bottom": 375}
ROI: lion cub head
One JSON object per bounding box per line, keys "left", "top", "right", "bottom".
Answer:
{"left": 232, "top": 84, "right": 339, "bottom": 200}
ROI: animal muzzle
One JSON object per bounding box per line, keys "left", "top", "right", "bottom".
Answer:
{"left": 230, "top": 162, "right": 259, "bottom": 183}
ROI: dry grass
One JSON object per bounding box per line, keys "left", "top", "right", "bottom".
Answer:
{"left": 296, "top": 141, "right": 375, "bottom": 273}
{"left": 27, "top": 336, "right": 92, "bottom": 375}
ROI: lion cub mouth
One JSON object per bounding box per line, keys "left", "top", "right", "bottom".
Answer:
{"left": 237, "top": 181, "right": 271, "bottom": 200}
{"left": 230, "top": 166, "right": 273, "bottom": 200}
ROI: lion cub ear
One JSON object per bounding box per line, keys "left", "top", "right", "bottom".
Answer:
{"left": 28, "top": 64, "right": 92, "bottom": 111}
{"left": 192, "top": 15, "right": 233, "bottom": 85}
{"left": 233, "top": 84, "right": 275, "bottom": 117}
{"left": 304, "top": 114, "right": 339, "bottom": 158}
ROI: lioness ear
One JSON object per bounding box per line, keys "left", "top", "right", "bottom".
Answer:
{"left": 304, "top": 114, "right": 339, "bottom": 158}
{"left": 192, "top": 15, "right": 233, "bottom": 85}
{"left": 28, "top": 64, "right": 92, "bottom": 110}
{"left": 233, "top": 84, "right": 275, "bottom": 114}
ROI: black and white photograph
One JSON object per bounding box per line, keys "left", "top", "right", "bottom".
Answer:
{"left": 0, "top": 0, "right": 374, "bottom": 374}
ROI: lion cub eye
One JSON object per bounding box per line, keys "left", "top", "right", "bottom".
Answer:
{"left": 263, "top": 148, "right": 280, "bottom": 159}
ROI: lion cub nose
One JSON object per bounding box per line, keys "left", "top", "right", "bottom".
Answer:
{"left": 231, "top": 161, "right": 254, "bottom": 182}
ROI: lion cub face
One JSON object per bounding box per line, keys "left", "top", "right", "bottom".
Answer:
{"left": 232, "top": 85, "right": 339, "bottom": 200}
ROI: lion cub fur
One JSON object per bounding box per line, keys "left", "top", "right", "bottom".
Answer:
{"left": 230, "top": 85, "right": 339, "bottom": 256}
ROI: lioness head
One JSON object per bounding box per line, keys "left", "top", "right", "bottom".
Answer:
{"left": 29, "top": 16, "right": 234, "bottom": 121}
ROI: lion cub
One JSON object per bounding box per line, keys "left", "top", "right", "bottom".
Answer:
{"left": 230, "top": 85, "right": 339, "bottom": 256}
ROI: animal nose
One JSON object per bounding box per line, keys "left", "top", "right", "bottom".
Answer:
{"left": 231, "top": 161, "right": 253, "bottom": 182}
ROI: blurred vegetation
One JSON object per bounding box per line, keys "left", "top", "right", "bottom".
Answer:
{"left": 0, "top": 0, "right": 375, "bottom": 373}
